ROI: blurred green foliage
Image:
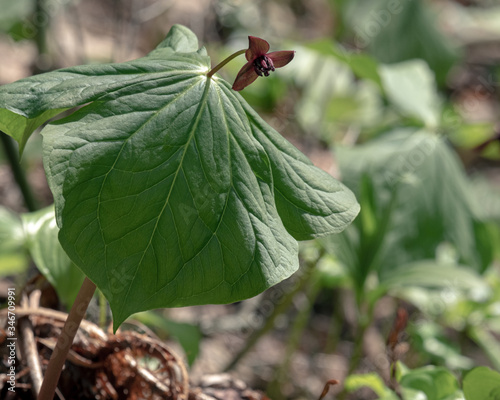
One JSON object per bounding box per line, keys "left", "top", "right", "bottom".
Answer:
{"left": 339, "top": 0, "right": 460, "bottom": 86}
{"left": 1, "top": 0, "right": 499, "bottom": 398}
{"left": 321, "top": 131, "right": 494, "bottom": 298}
{"left": 0, "top": 0, "right": 34, "bottom": 38}
{"left": 0, "top": 205, "right": 84, "bottom": 307}
{"left": 345, "top": 364, "right": 500, "bottom": 399}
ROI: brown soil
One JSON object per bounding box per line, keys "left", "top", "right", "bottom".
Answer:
{"left": 0, "top": 289, "right": 268, "bottom": 400}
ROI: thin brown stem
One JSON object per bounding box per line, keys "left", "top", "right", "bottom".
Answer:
{"left": 0, "top": 132, "right": 38, "bottom": 211}
{"left": 19, "top": 292, "right": 43, "bottom": 396}
{"left": 38, "top": 277, "right": 96, "bottom": 400}
{"left": 207, "top": 49, "right": 246, "bottom": 78}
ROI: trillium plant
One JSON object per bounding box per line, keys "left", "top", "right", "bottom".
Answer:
{"left": 0, "top": 26, "right": 359, "bottom": 399}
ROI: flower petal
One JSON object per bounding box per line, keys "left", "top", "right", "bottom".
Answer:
{"left": 245, "top": 36, "right": 270, "bottom": 61}
{"left": 267, "top": 51, "right": 295, "bottom": 68}
{"left": 232, "top": 62, "right": 259, "bottom": 91}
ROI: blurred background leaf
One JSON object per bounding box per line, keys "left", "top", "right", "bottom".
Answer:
{"left": 21, "top": 206, "right": 84, "bottom": 307}
{"left": 399, "top": 366, "right": 461, "bottom": 400}
{"left": 379, "top": 60, "right": 441, "bottom": 128}
{"left": 340, "top": 0, "right": 460, "bottom": 86}
{"left": 0, "top": 205, "right": 28, "bottom": 275}
{"left": 462, "top": 367, "right": 500, "bottom": 400}
{"left": 328, "top": 130, "right": 494, "bottom": 285}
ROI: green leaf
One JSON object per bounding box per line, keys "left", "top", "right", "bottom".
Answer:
{"left": 410, "top": 321, "right": 474, "bottom": 370}
{"left": 468, "top": 327, "right": 500, "bottom": 371}
{"left": 320, "top": 129, "right": 494, "bottom": 302}
{"left": 463, "top": 367, "right": 500, "bottom": 400}
{"left": 290, "top": 44, "right": 383, "bottom": 141}
{"left": 350, "top": 0, "right": 459, "bottom": 86}
{"left": 470, "top": 176, "right": 500, "bottom": 222}
{"left": 382, "top": 261, "right": 489, "bottom": 294}
{"left": 0, "top": 205, "right": 25, "bottom": 255}
{"left": 22, "top": 206, "right": 85, "bottom": 307}
{"left": 400, "top": 366, "right": 460, "bottom": 400}
{"left": 336, "top": 130, "right": 493, "bottom": 276}
{"left": 0, "top": 206, "right": 28, "bottom": 275}
{"left": 0, "top": 25, "right": 359, "bottom": 329}
{"left": 344, "top": 373, "right": 398, "bottom": 400}
{"left": 0, "top": 24, "right": 209, "bottom": 155}
{"left": 0, "top": 109, "right": 65, "bottom": 155}
{"left": 379, "top": 60, "right": 441, "bottom": 127}
{"left": 155, "top": 24, "right": 200, "bottom": 52}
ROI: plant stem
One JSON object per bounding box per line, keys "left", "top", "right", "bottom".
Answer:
{"left": 207, "top": 49, "right": 246, "bottom": 78}
{"left": 0, "top": 131, "right": 38, "bottom": 212}
{"left": 38, "top": 277, "right": 96, "bottom": 400}
{"left": 33, "top": 0, "right": 51, "bottom": 74}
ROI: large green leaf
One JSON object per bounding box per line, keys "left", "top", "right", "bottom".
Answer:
{"left": 0, "top": 25, "right": 359, "bottom": 329}
{"left": 463, "top": 367, "right": 500, "bottom": 400}
{"left": 0, "top": 25, "right": 205, "bottom": 154}
{"left": 21, "top": 206, "right": 85, "bottom": 307}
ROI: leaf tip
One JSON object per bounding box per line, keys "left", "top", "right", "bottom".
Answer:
{"left": 156, "top": 24, "right": 200, "bottom": 53}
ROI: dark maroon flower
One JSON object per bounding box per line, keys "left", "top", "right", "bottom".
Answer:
{"left": 232, "top": 36, "right": 295, "bottom": 91}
